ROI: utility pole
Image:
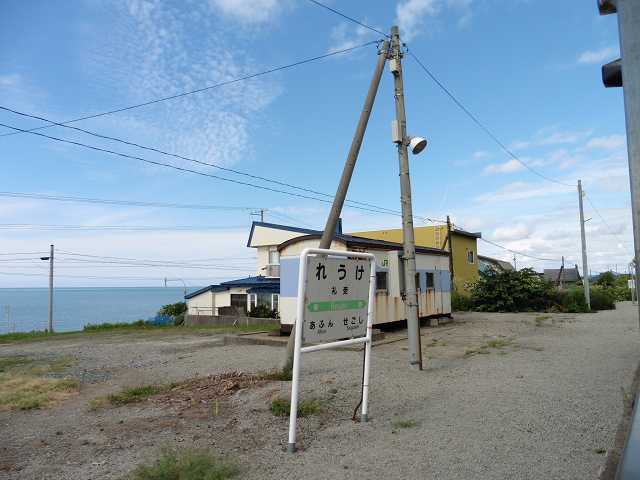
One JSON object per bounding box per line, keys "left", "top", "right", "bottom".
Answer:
{"left": 446, "top": 216, "right": 454, "bottom": 284}
{"left": 390, "top": 25, "right": 422, "bottom": 371}
{"left": 282, "top": 39, "right": 391, "bottom": 371}
{"left": 578, "top": 180, "right": 591, "bottom": 309}
{"left": 40, "top": 245, "right": 54, "bottom": 332}
{"left": 599, "top": 0, "right": 640, "bottom": 325}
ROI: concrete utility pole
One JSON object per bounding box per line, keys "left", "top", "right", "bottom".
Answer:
{"left": 578, "top": 180, "right": 591, "bottom": 309}
{"left": 600, "top": 0, "right": 640, "bottom": 325}
{"left": 318, "top": 41, "right": 391, "bottom": 250}
{"left": 446, "top": 215, "right": 454, "bottom": 283}
{"left": 40, "top": 245, "right": 54, "bottom": 332}
{"left": 282, "top": 40, "right": 391, "bottom": 370}
{"left": 390, "top": 26, "right": 422, "bottom": 371}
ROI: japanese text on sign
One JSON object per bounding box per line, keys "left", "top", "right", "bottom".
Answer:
{"left": 302, "top": 256, "right": 372, "bottom": 344}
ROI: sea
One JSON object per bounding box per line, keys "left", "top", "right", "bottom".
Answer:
{"left": 0, "top": 287, "right": 197, "bottom": 334}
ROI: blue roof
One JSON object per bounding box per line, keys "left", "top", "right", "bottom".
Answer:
{"left": 185, "top": 285, "right": 227, "bottom": 299}
{"left": 221, "top": 276, "right": 280, "bottom": 287}
{"left": 186, "top": 277, "right": 280, "bottom": 299}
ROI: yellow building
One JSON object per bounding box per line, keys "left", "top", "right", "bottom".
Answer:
{"left": 348, "top": 224, "right": 481, "bottom": 294}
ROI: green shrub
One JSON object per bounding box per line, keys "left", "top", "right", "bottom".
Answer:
{"left": 590, "top": 288, "right": 616, "bottom": 310}
{"left": 248, "top": 303, "right": 279, "bottom": 319}
{"left": 610, "top": 286, "right": 631, "bottom": 302}
{"left": 451, "top": 284, "right": 473, "bottom": 311}
{"left": 560, "top": 289, "right": 589, "bottom": 313}
{"left": 469, "top": 267, "right": 557, "bottom": 313}
{"left": 157, "top": 302, "right": 188, "bottom": 318}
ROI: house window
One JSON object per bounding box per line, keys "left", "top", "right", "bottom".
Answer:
{"left": 415, "top": 272, "right": 421, "bottom": 291}
{"left": 468, "top": 250, "right": 475, "bottom": 264}
{"left": 267, "top": 250, "right": 280, "bottom": 277}
{"left": 271, "top": 294, "right": 279, "bottom": 312}
{"left": 376, "top": 271, "right": 388, "bottom": 291}
{"left": 231, "top": 294, "right": 247, "bottom": 311}
{"left": 426, "top": 272, "right": 435, "bottom": 289}
{"left": 249, "top": 294, "right": 257, "bottom": 311}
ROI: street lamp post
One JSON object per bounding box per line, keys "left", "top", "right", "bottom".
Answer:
{"left": 40, "top": 245, "right": 54, "bottom": 333}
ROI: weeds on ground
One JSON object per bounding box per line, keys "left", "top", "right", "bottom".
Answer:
{"left": 131, "top": 444, "right": 240, "bottom": 480}
{"left": 103, "top": 383, "right": 175, "bottom": 405}
{"left": 0, "top": 357, "right": 81, "bottom": 410}
{"left": 258, "top": 366, "right": 292, "bottom": 381}
{"left": 392, "top": 419, "right": 421, "bottom": 428}
{"left": 269, "top": 397, "right": 326, "bottom": 417}
{"left": 595, "top": 447, "right": 606, "bottom": 454}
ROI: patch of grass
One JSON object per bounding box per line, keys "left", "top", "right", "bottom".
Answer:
{"left": 482, "top": 333, "right": 489, "bottom": 338}
{"left": 392, "top": 419, "right": 421, "bottom": 428}
{"left": 82, "top": 439, "right": 90, "bottom": 445}
{"left": 477, "top": 349, "right": 491, "bottom": 354}
{"left": 269, "top": 397, "right": 290, "bottom": 417}
{"left": 465, "top": 349, "right": 476, "bottom": 355}
{"left": 486, "top": 338, "right": 513, "bottom": 349}
{"left": 0, "top": 357, "right": 82, "bottom": 410}
{"left": 131, "top": 444, "right": 240, "bottom": 480}
{"left": 1, "top": 323, "right": 281, "bottom": 345}
{"left": 83, "top": 319, "right": 153, "bottom": 332}
{"left": 269, "top": 397, "right": 326, "bottom": 417}
{"left": 532, "top": 347, "right": 545, "bottom": 351}
{"left": 258, "top": 366, "right": 292, "bottom": 382}
{"left": 595, "top": 447, "right": 606, "bottom": 454}
{"left": 106, "top": 384, "right": 168, "bottom": 405}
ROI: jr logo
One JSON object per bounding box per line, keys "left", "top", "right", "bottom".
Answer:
{"left": 381, "top": 259, "right": 388, "bottom": 267}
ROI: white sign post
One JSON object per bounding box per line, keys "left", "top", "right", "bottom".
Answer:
{"left": 287, "top": 248, "right": 376, "bottom": 453}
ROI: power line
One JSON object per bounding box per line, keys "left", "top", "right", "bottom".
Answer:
{"left": 584, "top": 193, "right": 634, "bottom": 256}
{"left": 0, "top": 107, "right": 402, "bottom": 216}
{"left": 0, "top": 224, "right": 248, "bottom": 231}
{"left": 307, "top": 0, "right": 389, "bottom": 37}
{"left": 0, "top": 192, "right": 256, "bottom": 211}
{"left": 0, "top": 41, "right": 381, "bottom": 139}
{"left": 479, "top": 237, "right": 559, "bottom": 262}
{"left": 404, "top": 48, "right": 574, "bottom": 188}
{"left": 0, "top": 121, "right": 436, "bottom": 220}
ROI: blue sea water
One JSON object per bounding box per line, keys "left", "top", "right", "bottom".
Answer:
{"left": 0, "top": 287, "right": 195, "bottom": 334}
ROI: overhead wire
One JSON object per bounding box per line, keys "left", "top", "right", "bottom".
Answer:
{"left": 0, "top": 106, "right": 402, "bottom": 216}
{"left": 0, "top": 192, "right": 256, "bottom": 211}
{"left": 0, "top": 41, "right": 382, "bottom": 139}
{"left": 307, "top": 0, "right": 389, "bottom": 37}
{"left": 584, "top": 193, "right": 634, "bottom": 256}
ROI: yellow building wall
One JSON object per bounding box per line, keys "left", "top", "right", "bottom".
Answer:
{"left": 349, "top": 225, "right": 478, "bottom": 294}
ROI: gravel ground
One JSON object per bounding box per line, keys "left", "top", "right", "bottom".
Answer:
{"left": 1, "top": 303, "right": 639, "bottom": 479}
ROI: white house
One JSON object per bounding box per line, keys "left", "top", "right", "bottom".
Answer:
{"left": 185, "top": 276, "right": 279, "bottom": 316}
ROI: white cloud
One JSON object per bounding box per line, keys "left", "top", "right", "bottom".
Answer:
{"left": 491, "top": 223, "right": 534, "bottom": 241}
{"left": 584, "top": 135, "right": 627, "bottom": 151}
{"left": 77, "top": 2, "right": 283, "bottom": 171}
{"left": 208, "top": 0, "right": 281, "bottom": 24}
{"left": 396, "top": 0, "right": 474, "bottom": 40}
{"left": 481, "top": 159, "right": 525, "bottom": 176}
{"left": 511, "top": 126, "right": 594, "bottom": 150}
{"left": 474, "top": 181, "right": 565, "bottom": 204}
{"left": 577, "top": 46, "right": 619, "bottom": 65}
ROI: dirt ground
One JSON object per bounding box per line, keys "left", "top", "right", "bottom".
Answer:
{"left": 0, "top": 308, "right": 638, "bottom": 479}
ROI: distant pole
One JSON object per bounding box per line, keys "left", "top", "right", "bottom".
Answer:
{"left": 446, "top": 216, "right": 454, "bottom": 283}
{"left": 5, "top": 306, "right": 8, "bottom": 335}
{"left": 390, "top": 25, "right": 422, "bottom": 371}
{"left": 578, "top": 181, "right": 591, "bottom": 309}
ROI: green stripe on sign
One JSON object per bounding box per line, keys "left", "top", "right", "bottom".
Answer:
{"left": 307, "top": 300, "right": 367, "bottom": 313}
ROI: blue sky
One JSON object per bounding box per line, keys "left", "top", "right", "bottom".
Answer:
{"left": 0, "top": 0, "right": 631, "bottom": 288}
